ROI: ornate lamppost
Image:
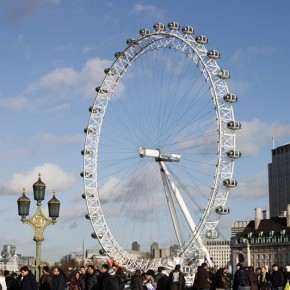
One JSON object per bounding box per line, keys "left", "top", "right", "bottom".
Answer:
{"left": 17, "top": 174, "right": 60, "bottom": 281}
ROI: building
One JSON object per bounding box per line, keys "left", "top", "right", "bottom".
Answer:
{"left": 231, "top": 221, "right": 248, "bottom": 237}
{"left": 132, "top": 241, "right": 140, "bottom": 252}
{"left": 231, "top": 207, "right": 290, "bottom": 273}
{"left": 205, "top": 240, "right": 231, "bottom": 268}
{"left": 268, "top": 143, "right": 290, "bottom": 218}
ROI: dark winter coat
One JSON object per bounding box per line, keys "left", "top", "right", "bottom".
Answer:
{"left": 51, "top": 274, "right": 66, "bottom": 290}
{"left": 20, "top": 272, "right": 38, "bottom": 290}
{"left": 196, "top": 267, "right": 211, "bottom": 290}
{"left": 270, "top": 270, "right": 284, "bottom": 288}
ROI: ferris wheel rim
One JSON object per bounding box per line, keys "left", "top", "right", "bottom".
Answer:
{"left": 82, "top": 22, "right": 239, "bottom": 269}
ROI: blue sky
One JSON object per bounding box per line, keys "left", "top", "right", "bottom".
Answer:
{"left": 1, "top": 0, "right": 290, "bottom": 263}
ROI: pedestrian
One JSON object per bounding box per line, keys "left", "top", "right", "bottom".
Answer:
{"left": 115, "top": 267, "right": 127, "bottom": 290}
{"left": 156, "top": 269, "right": 169, "bottom": 290}
{"left": 39, "top": 266, "right": 52, "bottom": 290}
{"left": 4, "top": 271, "right": 14, "bottom": 290}
{"left": 9, "top": 273, "right": 20, "bottom": 290}
{"left": 85, "top": 265, "right": 98, "bottom": 290}
{"left": 69, "top": 272, "right": 81, "bottom": 290}
{"left": 233, "top": 262, "right": 251, "bottom": 290}
{"left": 51, "top": 267, "right": 67, "bottom": 290}
{"left": 79, "top": 267, "right": 86, "bottom": 290}
{"left": 257, "top": 267, "right": 270, "bottom": 290}
{"left": 19, "top": 266, "right": 38, "bottom": 290}
{"left": 270, "top": 264, "right": 284, "bottom": 290}
{"left": 168, "top": 264, "right": 185, "bottom": 290}
{"left": 0, "top": 271, "right": 7, "bottom": 290}
{"left": 248, "top": 266, "right": 258, "bottom": 290}
{"left": 99, "top": 264, "right": 119, "bottom": 290}
{"left": 131, "top": 270, "right": 143, "bottom": 290}
{"left": 196, "top": 263, "right": 211, "bottom": 290}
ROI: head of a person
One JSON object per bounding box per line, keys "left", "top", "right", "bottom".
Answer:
{"left": 261, "top": 266, "right": 267, "bottom": 273}
{"left": 20, "top": 266, "right": 29, "bottom": 277}
{"left": 12, "top": 273, "right": 18, "bottom": 279}
{"left": 224, "top": 267, "right": 229, "bottom": 275}
{"left": 157, "top": 266, "right": 165, "bottom": 273}
{"left": 42, "top": 266, "right": 49, "bottom": 274}
{"left": 175, "top": 264, "right": 181, "bottom": 271}
{"left": 87, "top": 265, "right": 95, "bottom": 275}
{"left": 52, "top": 267, "right": 61, "bottom": 276}
{"left": 272, "top": 264, "right": 279, "bottom": 272}
{"left": 4, "top": 270, "right": 9, "bottom": 277}
{"left": 80, "top": 266, "right": 86, "bottom": 274}
{"left": 201, "top": 263, "right": 208, "bottom": 270}
{"left": 101, "top": 264, "right": 109, "bottom": 273}
{"left": 75, "top": 272, "right": 80, "bottom": 279}
{"left": 135, "top": 269, "right": 141, "bottom": 277}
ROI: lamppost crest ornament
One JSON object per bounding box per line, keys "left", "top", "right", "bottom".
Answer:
{"left": 17, "top": 174, "right": 60, "bottom": 281}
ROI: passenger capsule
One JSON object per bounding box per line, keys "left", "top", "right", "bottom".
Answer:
{"left": 217, "top": 70, "right": 230, "bottom": 79}
{"left": 80, "top": 171, "right": 92, "bottom": 178}
{"left": 99, "top": 249, "right": 106, "bottom": 255}
{"left": 223, "top": 94, "right": 238, "bottom": 103}
{"left": 91, "top": 233, "right": 97, "bottom": 239}
{"left": 89, "top": 106, "right": 102, "bottom": 113}
{"left": 168, "top": 22, "right": 181, "bottom": 30}
{"left": 227, "top": 149, "right": 242, "bottom": 159}
{"left": 82, "top": 193, "right": 86, "bottom": 199}
{"left": 81, "top": 149, "right": 93, "bottom": 156}
{"left": 215, "top": 206, "right": 230, "bottom": 215}
{"left": 227, "top": 121, "right": 242, "bottom": 130}
{"left": 85, "top": 214, "right": 90, "bottom": 220}
{"left": 84, "top": 127, "right": 96, "bottom": 134}
{"left": 95, "top": 86, "right": 108, "bottom": 94}
{"left": 139, "top": 28, "right": 151, "bottom": 37}
{"left": 104, "top": 68, "right": 117, "bottom": 75}
{"left": 207, "top": 50, "right": 221, "bottom": 59}
{"left": 126, "top": 38, "right": 138, "bottom": 46}
{"left": 206, "top": 229, "right": 219, "bottom": 239}
{"left": 223, "top": 179, "right": 237, "bottom": 188}
{"left": 182, "top": 26, "right": 195, "bottom": 35}
{"left": 153, "top": 23, "right": 165, "bottom": 31}
{"left": 114, "top": 52, "right": 125, "bottom": 59}
{"left": 195, "top": 35, "right": 208, "bottom": 44}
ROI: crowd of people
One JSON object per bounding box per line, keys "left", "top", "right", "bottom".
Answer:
{"left": 192, "top": 261, "right": 290, "bottom": 290}
{"left": 1, "top": 261, "right": 290, "bottom": 290}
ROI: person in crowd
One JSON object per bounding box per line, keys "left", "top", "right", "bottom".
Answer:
{"left": 214, "top": 267, "right": 231, "bottom": 290}
{"left": 130, "top": 270, "right": 143, "bottom": 290}
{"left": 257, "top": 266, "right": 270, "bottom": 290}
{"left": 115, "top": 267, "right": 127, "bottom": 290}
{"left": 19, "top": 266, "right": 38, "bottom": 290}
{"left": 4, "top": 271, "right": 14, "bottom": 290}
{"left": 99, "top": 264, "right": 119, "bottom": 290}
{"left": 0, "top": 271, "right": 7, "bottom": 290}
{"left": 39, "top": 266, "right": 52, "bottom": 290}
{"left": 85, "top": 265, "right": 98, "bottom": 290}
{"left": 284, "top": 265, "right": 290, "bottom": 287}
{"left": 196, "top": 263, "right": 211, "bottom": 290}
{"left": 51, "top": 266, "right": 67, "bottom": 290}
{"left": 70, "top": 272, "right": 81, "bottom": 290}
{"left": 248, "top": 266, "right": 258, "bottom": 290}
{"left": 156, "top": 269, "right": 169, "bottom": 290}
{"left": 79, "top": 267, "right": 86, "bottom": 290}
{"left": 168, "top": 264, "right": 185, "bottom": 290}
{"left": 233, "top": 262, "right": 251, "bottom": 290}
{"left": 9, "top": 273, "right": 20, "bottom": 290}
{"left": 270, "top": 264, "right": 284, "bottom": 290}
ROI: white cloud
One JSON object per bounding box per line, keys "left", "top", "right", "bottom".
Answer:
{"left": 0, "top": 163, "right": 77, "bottom": 195}
{"left": 132, "top": 4, "right": 157, "bottom": 15}
{"left": 237, "top": 119, "right": 290, "bottom": 156}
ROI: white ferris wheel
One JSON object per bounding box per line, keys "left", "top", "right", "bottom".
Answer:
{"left": 82, "top": 22, "right": 241, "bottom": 271}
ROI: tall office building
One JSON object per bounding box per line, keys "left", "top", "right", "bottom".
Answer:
{"left": 268, "top": 143, "right": 290, "bottom": 218}
{"left": 132, "top": 241, "right": 140, "bottom": 252}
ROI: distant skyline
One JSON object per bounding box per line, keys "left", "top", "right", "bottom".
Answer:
{"left": 1, "top": 1, "right": 290, "bottom": 263}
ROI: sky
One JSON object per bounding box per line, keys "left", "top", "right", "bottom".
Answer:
{"left": 1, "top": 0, "right": 290, "bottom": 264}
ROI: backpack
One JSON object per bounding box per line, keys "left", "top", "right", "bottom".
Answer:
{"left": 237, "top": 269, "right": 249, "bottom": 286}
